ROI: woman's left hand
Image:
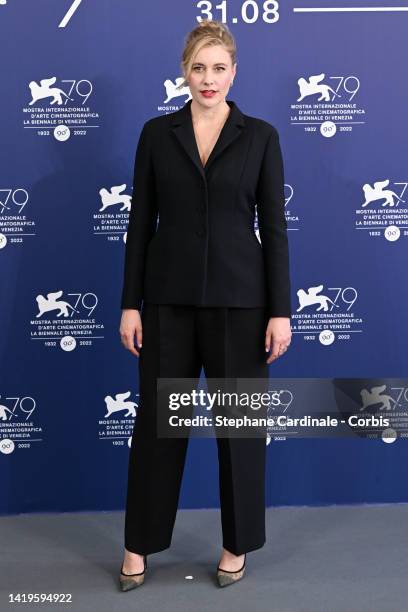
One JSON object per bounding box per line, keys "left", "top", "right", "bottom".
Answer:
{"left": 265, "top": 317, "right": 292, "bottom": 364}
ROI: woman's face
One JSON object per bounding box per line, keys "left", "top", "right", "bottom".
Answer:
{"left": 187, "top": 44, "right": 236, "bottom": 108}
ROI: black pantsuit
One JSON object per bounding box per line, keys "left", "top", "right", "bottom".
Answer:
{"left": 124, "top": 302, "right": 269, "bottom": 556}
{"left": 121, "top": 98, "right": 292, "bottom": 557}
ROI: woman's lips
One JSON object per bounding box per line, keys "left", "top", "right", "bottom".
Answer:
{"left": 200, "top": 90, "right": 217, "bottom": 97}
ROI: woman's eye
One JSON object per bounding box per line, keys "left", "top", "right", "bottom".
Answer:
{"left": 192, "top": 66, "right": 225, "bottom": 71}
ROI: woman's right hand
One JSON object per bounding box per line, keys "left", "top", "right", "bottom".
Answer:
{"left": 119, "top": 309, "right": 143, "bottom": 357}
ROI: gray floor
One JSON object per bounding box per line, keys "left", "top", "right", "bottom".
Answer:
{"left": 1, "top": 504, "right": 407, "bottom": 611}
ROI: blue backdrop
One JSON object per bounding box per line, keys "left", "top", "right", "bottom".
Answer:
{"left": 1, "top": 1, "right": 407, "bottom": 514}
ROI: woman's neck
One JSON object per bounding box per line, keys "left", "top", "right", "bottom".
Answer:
{"left": 190, "top": 98, "right": 231, "bottom": 126}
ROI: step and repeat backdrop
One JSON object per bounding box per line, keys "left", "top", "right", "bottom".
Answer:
{"left": 1, "top": 1, "right": 407, "bottom": 514}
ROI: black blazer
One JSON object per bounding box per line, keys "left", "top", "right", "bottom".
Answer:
{"left": 120, "top": 98, "right": 291, "bottom": 318}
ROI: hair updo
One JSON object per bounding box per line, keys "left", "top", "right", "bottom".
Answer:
{"left": 178, "top": 19, "right": 237, "bottom": 89}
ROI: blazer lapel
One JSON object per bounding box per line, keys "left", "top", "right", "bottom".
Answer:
{"left": 170, "top": 99, "right": 245, "bottom": 179}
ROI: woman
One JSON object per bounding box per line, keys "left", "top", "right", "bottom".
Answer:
{"left": 118, "top": 19, "right": 292, "bottom": 589}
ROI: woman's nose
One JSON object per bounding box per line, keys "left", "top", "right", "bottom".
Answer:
{"left": 203, "top": 74, "right": 214, "bottom": 84}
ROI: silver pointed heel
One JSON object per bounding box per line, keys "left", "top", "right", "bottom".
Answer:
{"left": 216, "top": 553, "right": 246, "bottom": 587}
{"left": 119, "top": 555, "right": 147, "bottom": 591}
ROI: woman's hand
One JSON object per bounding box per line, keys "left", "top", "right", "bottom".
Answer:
{"left": 265, "top": 317, "right": 292, "bottom": 364}
{"left": 120, "top": 309, "right": 143, "bottom": 357}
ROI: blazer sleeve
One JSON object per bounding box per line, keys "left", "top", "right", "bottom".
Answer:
{"left": 120, "top": 121, "right": 158, "bottom": 310}
{"left": 255, "top": 128, "right": 292, "bottom": 318}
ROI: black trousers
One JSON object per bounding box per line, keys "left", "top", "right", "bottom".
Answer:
{"left": 124, "top": 303, "right": 269, "bottom": 556}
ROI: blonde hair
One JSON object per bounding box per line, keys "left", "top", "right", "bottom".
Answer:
{"left": 177, "top": 19, "right": 237, "bottom": 90}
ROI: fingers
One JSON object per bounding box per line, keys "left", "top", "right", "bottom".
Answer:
{"left": 265, "top": 329, "right": 272, "bottom": 354}
{"left": 136, "top": 327, "right": 143, "bottom": 351}
{"left": 267, "top": 343, "right": 287, "bottom": 364}
{"left": 120, "top": 325, "right": 142, "bottom": 357}
{"left": 265, "top": 333, "right": 291, "bottom": 364}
